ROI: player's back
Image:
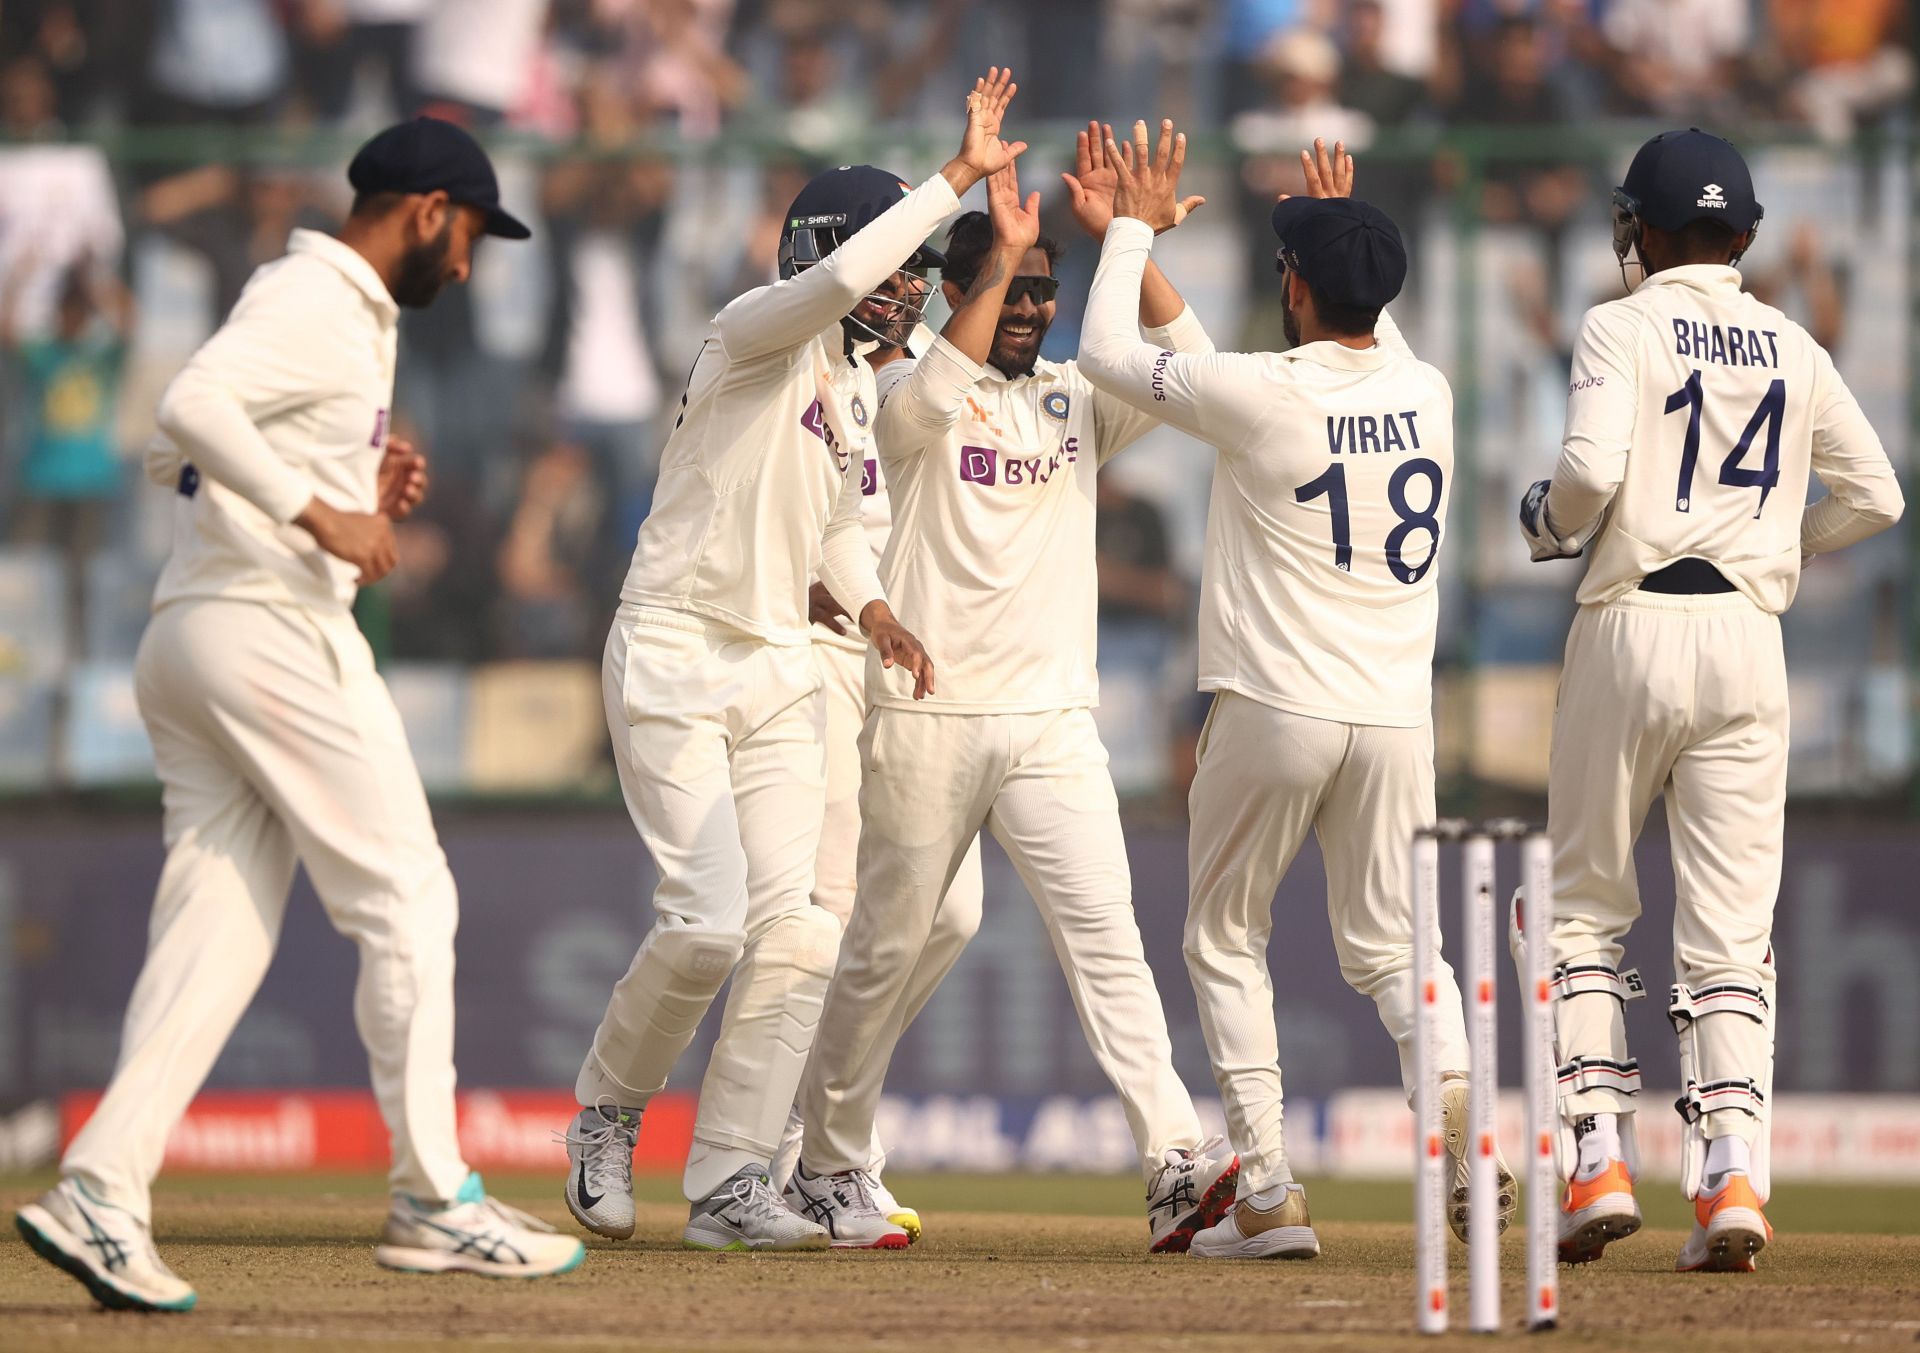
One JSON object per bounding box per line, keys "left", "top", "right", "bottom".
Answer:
{"left": 1570, "top": 265, "right": 1828, "bottom": 611}
{"left": 1202, "top": 336, "right": 1455, "bottom": 729}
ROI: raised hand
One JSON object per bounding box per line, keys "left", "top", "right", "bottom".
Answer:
{"left": 1061, "top": 120, "right": 1121, "bottom": 238}
{"left": 943, "top": 67, "right": 1028, "bottom": 194}
{"left": 1298, "top": 136, "right": 1354, "bottom": 200}
{"left": 1108, "top": 119, "right": 1205, "bottom": 234}
{"left": 986, "top": 159, "right": 1041, "bottom": 254}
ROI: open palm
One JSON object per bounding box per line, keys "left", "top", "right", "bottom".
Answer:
{"left": 957, "top": 67, "right": 1027, "bottom": 178}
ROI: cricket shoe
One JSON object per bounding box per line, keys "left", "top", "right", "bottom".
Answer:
{"left": 376, "top": 1172, "right": 586, "bottom": 1278}
{"left": 1675, "top": 1171, "right": 1771, "bottom": 1273}
{"left": 1440, "top": 1078, "right": 1516, "bottom": 1242}
{"left": 868, "top": 1173, "right": 922, "bottom": 1243}
{"left": 1558, "top": 1154, "right": 1641, "bottom": 1264}
{"left": 783, "top": 1161, "right": 911, "bottom": 1249}
{"left": 560, "top": 1098, "right": 639, "bottom": 1239}
{"left": 1146, "top": 1136, "right": 1240, "bottom": 1253}
{"left": 1190, "top": 1183, "right": 1320, "bottom": 1260}
{"left": 684, "top": 1163, "right": 829, "bottom": 1252}
{"left": 15, "top": 1177, "right": 196, "bottom": 1312}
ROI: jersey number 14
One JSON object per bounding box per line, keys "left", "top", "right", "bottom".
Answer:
{"left": 1664, "top": 371, "right": 1785, "bottom": 518}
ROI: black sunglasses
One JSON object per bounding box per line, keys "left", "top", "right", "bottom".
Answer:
{"left": 1005, "top": 275, "right": 1059, "bottom": 305}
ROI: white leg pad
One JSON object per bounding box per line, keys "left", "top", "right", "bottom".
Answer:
{"left": 1669, "top": 980, "right": 1772, "bottom": 1201}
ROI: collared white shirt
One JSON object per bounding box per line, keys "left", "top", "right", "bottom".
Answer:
{"left": 150, "top": 228, "right": 398, "bottom": 614}
{"left": 1544, "top": 264, "right": 1903, "bottom": 611}
{"left": 868, "top": 306, "right": 1209, "bottom": 713}
{"left": 1079, "top": 217, "right": 1455, "bottom": 729}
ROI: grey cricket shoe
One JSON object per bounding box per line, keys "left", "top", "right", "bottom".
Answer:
{"left": 561, "top": 1099, "right": 640, "bottom": 1239}
{"left": 683, "top": 1163, "right": 829, "bottom": 1253}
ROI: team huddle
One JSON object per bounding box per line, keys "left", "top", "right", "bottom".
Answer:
{"left": 15, "top": 68, "right": 1903, "bottom": 1312}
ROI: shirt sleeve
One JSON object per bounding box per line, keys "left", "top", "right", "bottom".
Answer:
{"left": 874, "top": 335, "right": 985, "bottom": 466}
{"left": 1088, "top": 301, "right": 1218, "bottom": 465}
{"left": 1801, "top": 344, "right": 1905, "bottom": 554}
{"left": 1544, "top": 302, "right": 1640, "bottom": 540}
{"left": 1077, "top": 218, "right": 1272, "bottom": 453}
{"left": 152, "top": 272, "right": 325, "bottom": 525}
{"left": 817, "top": 442, "right": 887, "bottom": 625}
{"left": 713, "top": 173, "right": 962, "bottom": 365}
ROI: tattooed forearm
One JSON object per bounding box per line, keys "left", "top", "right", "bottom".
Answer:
{"left": 966, "top": 255, "right": 1010, "bottom": 303}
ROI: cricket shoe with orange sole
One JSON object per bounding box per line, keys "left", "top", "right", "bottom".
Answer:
{"left": 1146, "top": 1137, "right": 1240, "bottom": 1253}
{"left": 1559, "top": 1154, "right": 1642, "bottom": 1264}
{"left": 1675, "top": 1172, "right": 1772, "bottom": 1273}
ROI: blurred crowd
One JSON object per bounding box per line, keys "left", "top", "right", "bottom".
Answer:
{"left": 0, "top": 0, "right": 1911, "bottom": 801}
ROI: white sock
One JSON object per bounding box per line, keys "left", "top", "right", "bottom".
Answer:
{"left": 1574, "top": 1112, "right": 1621, "bottom": 1178}
{"left": 1704, "top": 1133, "right": 1751, "bottom": 1183}
{"left": 1242, "top": 1181, "right": 1296, "bottom": 1208}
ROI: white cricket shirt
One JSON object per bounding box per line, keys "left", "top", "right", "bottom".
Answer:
{"left": 620, "top": 172, "right": 963, "bottom": 645}
{"left": 1079, "top": 217, "right": 1455, "bottom": 729}
{"left": 1545, "top": 264, "right": 1903, "bottom": 610}
{"left": 812, "top": 356, "right": 906, "bottom": 656}
{"left": 868, "top": 308, "right": 1210, "bottom": 712}
{"left": 150, "top": 228, "right": 397, "bottom": 614}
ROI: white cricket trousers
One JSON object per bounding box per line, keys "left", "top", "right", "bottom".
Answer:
{"left": 1183, "top": 692, "right": 1468, "bottom": 1194}
{"left": 1547, "top": 591, "right": 1786, "bottom": 1147}
{"left": 64, "top": 598, "right": 469, "bottom": 1223}
{"left": 800, "top": 705, "right": 1202, "bottom": 1182}
{"left": 581, "top": 605, "right": 843, "bottom": 1200}
{"left": 806, "top": 641, "right": 984, "bottom": 1171}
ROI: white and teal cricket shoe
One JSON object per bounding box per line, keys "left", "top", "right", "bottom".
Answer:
{"left": 375, "top": 1172, "right": 585, "bottom": 1279}
{"left": 783, "top": 1161, "right": 910, "bottom": 1250}
{"left": 561, "top": 1099, "right": 640, "bottom": 1239}
{"left": 683, "top": 1163, "right": 828, "bottom": 1252}
{"left": 15, "top": 1176, "right": 197, "bottom": 1312}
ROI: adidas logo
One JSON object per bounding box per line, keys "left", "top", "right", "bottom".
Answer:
{"left": 1697, "top": 183, "right": 1727, "bottom": 209}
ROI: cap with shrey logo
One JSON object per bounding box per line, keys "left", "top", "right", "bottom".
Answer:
{"left": 347, "top": 116, "right": 532, "bottom": 240}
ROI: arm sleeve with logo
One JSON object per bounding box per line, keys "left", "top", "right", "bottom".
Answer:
{"left": 818, "top": 433, "right": 887, "bottom": 625}
{"left": 713, "top": 174, "right": 963, "bottom": 365}
{"left": 874, "top": 334, "right": 986, "bottom": 466}
{"left": 1800, "top": 344, "right": 1905, "bottom": 554}
{"left": 1087, "top": 302, "right": 1217, "bottom": 465}
{"left": 153, "top": 271, "right": 327, "bottom": 525}
{"left": 1077, "top": 218, "right": 1271, "bottom": 454}
{"left": 1544, "top": 302, "right": 1641, "bottom": 541}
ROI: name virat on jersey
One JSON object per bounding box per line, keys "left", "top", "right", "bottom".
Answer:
{"left": 1326, "top": 410, "right": 1423, "bottom": 455}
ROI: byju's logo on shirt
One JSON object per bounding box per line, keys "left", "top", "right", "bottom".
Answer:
{"left": 861, "top": 458, "right": 878, "bottom": 495}
{"left": 801, "top": 398, "right": 850, "bottom": 470}
{"left": 960, "top": 445, "right": 997, "bottom": 486}
{"left": 370, "top": 408, "right": 389, "bottom": 447}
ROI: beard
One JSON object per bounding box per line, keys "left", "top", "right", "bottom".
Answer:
{"left": 1281, "top": 289, "right": 1302, "bottom": 350}
{"left": 989, "top": 314, "right": 1049, "bottom": 378}
{"left": 391, "top": 220, "right": 454, "bottom": 309}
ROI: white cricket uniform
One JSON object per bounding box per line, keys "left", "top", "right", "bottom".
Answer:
{"left": 798, "top": 296, "right": 1216, "bottom": 1184}
{"left": 798, "top": 355, "right": 985, "bottom": 1176}
{"left": 1528, "top": 264, "right": 1902, "bottom": 1191}
{"left": 63, "top": 229, "right": 470, "bottom": 1223}
{"left": 580, "top": 172, "right": 961, "bottom": 1200}
{"left": 1077, "top": 217, "right": 1470, "bottom": 1193}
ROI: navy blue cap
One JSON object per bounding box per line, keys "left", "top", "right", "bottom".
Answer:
{"left": 1619, "top": 128, "right": 1762, "bottom": 234}
{"left": 779, "top": 165, "right": 944, "bottom": 279}
{"left": 1270, "top": 196, "right": 1406, "bottom": 311}
{"left": 348, "top": 117, "right": 530, "bottom": 240}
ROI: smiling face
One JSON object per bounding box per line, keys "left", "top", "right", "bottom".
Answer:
{"left": 989, "top": 246, "right": 1057, "bottom": 378}
{"left": 848, "top": 268, "right": 933, "bottom": 348}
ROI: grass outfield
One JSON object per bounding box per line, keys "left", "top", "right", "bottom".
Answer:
{"left": 3, "top": 1172, "right": 1916, "bottom": 1351}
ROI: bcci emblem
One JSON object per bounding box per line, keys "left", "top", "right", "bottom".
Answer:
{"left": 1042, "top": 391, "right": 1070, "bottom": 422}
{"left": 850, "top": 395, "right": 869, "bottom": 428}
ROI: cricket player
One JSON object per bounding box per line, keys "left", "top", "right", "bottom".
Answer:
{"left": 14, "top": 118, "right": 585, "bottom": 1313}
{"left": 1078, "top": 131, "right": 1509, "bottom": 1260}
{"left": 787, "top": 124, "right": 1238, "bottom": 1254}
{"left": 559, "top": 71, "right": 1019, "bottom": 1253}
{"left": 767, "top": 268, "right": 990, "bottom": 1245}
{"left": 1518, "top": 129, "right": 1903, "bottom": 1272}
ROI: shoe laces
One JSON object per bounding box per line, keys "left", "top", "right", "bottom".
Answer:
{"left": 478, "top": 1195, "right": 558, "bottom": 1235}
{"left": 727, "top": 1171, "right": 791, "bottom": 1223}
{"left": 837, "top": 1167, "right": 883, "bottom": 1215}
{"left": 554, "top": 1098, "right": 637, "bottom": 1194}
{"left": 1148, "top": 1134, "right": 1225, "bottom": 1201}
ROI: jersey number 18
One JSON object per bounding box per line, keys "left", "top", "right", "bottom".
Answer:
{"left": 1294, "top": 458, "right": 1444, "bottom": 584}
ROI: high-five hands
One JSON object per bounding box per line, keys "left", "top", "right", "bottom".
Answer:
{"left": 1106, "top": 119, "right": 1205, "bottom": 235}
{"left": 986, "top": 158, "right": 1042, "bottom": 254}
{"left": 942, "top": 68, "right": 1028, "bottom": 196}
{"left": 1278, "top": 136, "right": 1355, "bottom": 206}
